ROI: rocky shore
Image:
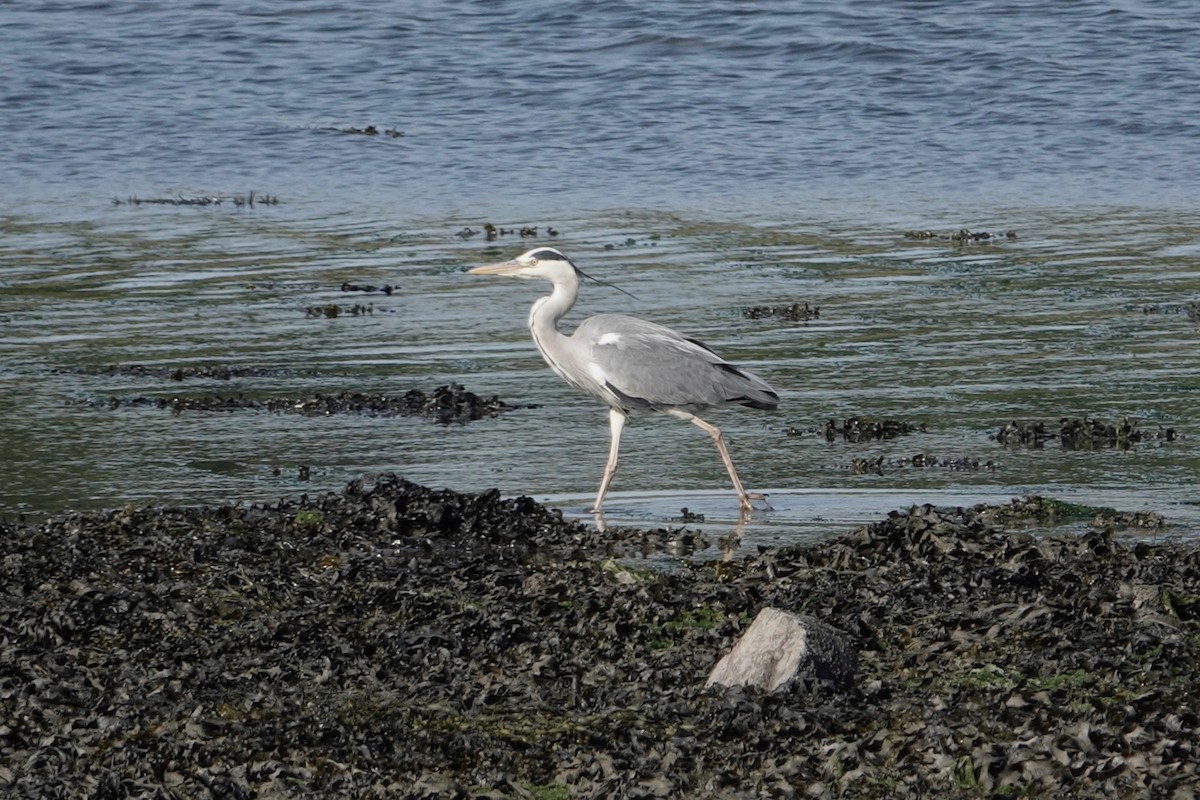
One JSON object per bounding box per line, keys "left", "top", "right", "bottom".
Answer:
{"left": 2, "top": 476, "right": 1198, "bottom": 798}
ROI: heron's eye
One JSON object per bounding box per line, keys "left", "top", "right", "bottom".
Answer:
{"left": 527, "top": 258, "right": 538, "bottom": 266}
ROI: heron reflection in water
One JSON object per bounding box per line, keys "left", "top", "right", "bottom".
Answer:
{"left": 469, "top": 247, "right": 778, "bottom": 514}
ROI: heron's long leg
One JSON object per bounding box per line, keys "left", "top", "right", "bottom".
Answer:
{"left": 592, "top": 408, "right": 626, "bottom": 512}
{"left": 671, "top": 411, "right": 757, "bottom": 511}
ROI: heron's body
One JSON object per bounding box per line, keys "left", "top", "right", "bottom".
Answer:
{"left": 470, "top": 247, "right": 778, "bottom": 513}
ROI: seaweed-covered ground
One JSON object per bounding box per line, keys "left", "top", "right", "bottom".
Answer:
{"left": 2, "top": 476, "right": 1199, "bottom": 799}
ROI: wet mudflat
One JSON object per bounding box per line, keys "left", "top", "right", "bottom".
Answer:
{"left": 3, "top": 476, "right": 1198, "bottom": 798}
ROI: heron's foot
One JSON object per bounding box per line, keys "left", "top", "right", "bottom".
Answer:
{"left": 741, "top": 492, "right": 773, "bottom": 513}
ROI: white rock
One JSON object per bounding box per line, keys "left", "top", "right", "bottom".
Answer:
{"left": 706, "top": 607, "right": 857, "bottom": 691}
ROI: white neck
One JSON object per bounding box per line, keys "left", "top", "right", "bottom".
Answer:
{"left": 528, "top": 268, "right": 581, "bottom": 384}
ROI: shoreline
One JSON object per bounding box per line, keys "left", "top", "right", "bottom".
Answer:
{"left": 2, "top": 475, "right": 1198, "bottom": 798}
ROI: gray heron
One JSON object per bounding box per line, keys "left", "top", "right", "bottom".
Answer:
{"left": 469, "top": 247, "right": 778, "bottom": 513}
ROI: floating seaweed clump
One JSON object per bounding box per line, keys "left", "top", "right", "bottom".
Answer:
{"left": 304, "top": 302, "right": 374, "bottom": 318}
{"left": 341, "top": 282, "right": 395, "bottom": 295}
{"left": 785, "top": 417, "right": 925, "bottom": 442}
{"left": 820, "top": 416, "right": 925, "bottom": 443}
{"left": 995, "top": 416, "right": 1179, "bottom": 449}
{"left": 903, "top": 228, "right": 1018, "bottom": 243}
{"left": 851, "top": 453, "right": 996, "bottom": 475}
{"left": 1140, "top": 300, "right": 1199, "bottom": 322}
{"left": 63, "top": 364, "right": 278, "bottom": 381}
{"left": 102, "top": 384, "right": 528, "bottom": 424}
{"left": 314, "top": 124, "right": 403, "bottom": 137}
{"left": 1, "top": 481, "right": 1198, "bottom": 797}
{"left": 742, "top": 301, "right": 820, "bottom": 321}
{"left": 457, "top": 222, "right": 559, "bottom": 240}
{"left": 113, "top": 191, "right": 279, "bottom": 207}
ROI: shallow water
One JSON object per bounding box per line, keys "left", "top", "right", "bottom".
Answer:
{"left": 2, "top": 1, "right": 1199, "bottom": 545}
{"left": 2, "top": 207, "right": 1198, "bottom": 548}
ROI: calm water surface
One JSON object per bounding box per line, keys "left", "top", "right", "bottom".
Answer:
{"left": 2, "top": 1, "right": 1198, "bottom": 548}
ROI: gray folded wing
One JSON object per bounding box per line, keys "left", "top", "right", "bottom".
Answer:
{"left": 576, "top": 314, "right": 778, "bottom": 413}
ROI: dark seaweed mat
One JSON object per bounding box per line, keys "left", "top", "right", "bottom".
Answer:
{"left": 101, "top": 385, "right": 527, "bottom": 424}
{"left": 2, "top": 478, "right": 1199, "bottom": 798}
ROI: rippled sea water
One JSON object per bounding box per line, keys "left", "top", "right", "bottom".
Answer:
{"left": 3, "top": 1, "right": 1199, "bottom": 548}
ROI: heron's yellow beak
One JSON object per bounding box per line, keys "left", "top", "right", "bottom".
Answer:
{"left": 468, "top": 260, "right": 523, "bottom": 275}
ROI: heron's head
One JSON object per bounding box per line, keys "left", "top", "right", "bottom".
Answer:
{"left": 468, "top": 247, "right": 578, "bottom": 281}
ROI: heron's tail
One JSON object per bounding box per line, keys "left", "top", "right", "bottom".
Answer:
{"left": 717, "top": 363, "right": 779, "bottom": 411}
